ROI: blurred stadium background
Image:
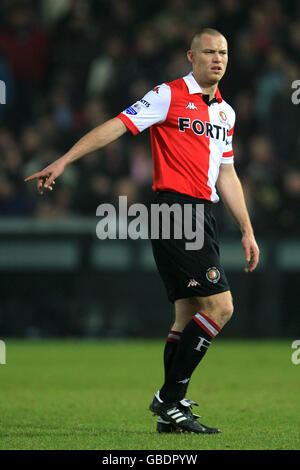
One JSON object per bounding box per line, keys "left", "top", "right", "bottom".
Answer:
{"left": 0, "top": 0, "right": 299, "bottom": 340}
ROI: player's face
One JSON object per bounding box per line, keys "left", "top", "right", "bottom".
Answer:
{"left": 187, "top": 34, "right": 228, "bottom": 86}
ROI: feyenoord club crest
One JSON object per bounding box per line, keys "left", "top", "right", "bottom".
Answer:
{"left": 206, "top": 267, "right": 220, "bottom": 284}
{"left": 219, "top": 110, "right": 227, "bottom": 123}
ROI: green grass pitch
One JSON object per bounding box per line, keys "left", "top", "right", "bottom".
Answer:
{"left": 0, "top": 339, "right": 299, "bottom": 450}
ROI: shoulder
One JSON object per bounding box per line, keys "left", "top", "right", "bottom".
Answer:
{"left": 143, "top": 82, "right": 171, "bottom": 103}
{"left": 150, "top": 76, "right": 188, "bottom": 97}
{"left": 165, "top": 77, "right": 187, "bottom": 92}
{"left": 148, "top": 82, "right": 171, "bottom": 95}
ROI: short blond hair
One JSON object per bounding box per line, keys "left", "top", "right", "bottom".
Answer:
{"left": 190, "top": 28, "right": 226, "bottom": 50}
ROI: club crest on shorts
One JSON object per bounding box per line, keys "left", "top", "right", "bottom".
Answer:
{"left": 206, "top": 267, "right": 220, "bottom": 283}
{"left": 187, "top": 278, "right": 201, "bottom": 288}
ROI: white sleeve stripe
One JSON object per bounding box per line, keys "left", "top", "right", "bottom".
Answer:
{"left": 221, "top": 157, "right": 234, "bottom": 164}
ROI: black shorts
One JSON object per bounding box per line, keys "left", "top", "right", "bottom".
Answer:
{"left": 150, "top": 191, "right": 230, "bottom": 303}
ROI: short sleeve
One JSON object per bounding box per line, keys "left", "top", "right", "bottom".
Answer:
{"left": 221, "top": 105, "right": 235, "bottom": 164}
{"left": 117, "top": 83, "right": 171, "bottom": 135}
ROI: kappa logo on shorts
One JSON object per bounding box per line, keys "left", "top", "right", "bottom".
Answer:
{"left": 187, "top": 278, "right": 201, "bottom": 288}
{"left": 206, "top": 267, "right": 220, "bottom": 284}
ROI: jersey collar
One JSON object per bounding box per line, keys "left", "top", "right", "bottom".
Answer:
{"left": 183, "top": 72, "right": 223, "bottom": 103}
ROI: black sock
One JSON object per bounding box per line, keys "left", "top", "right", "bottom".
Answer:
{"left": 163, "top": 330, "right": 182, "bottom": 382}
{"left": 160, "top": 312, "right": 221, "bottom": 403}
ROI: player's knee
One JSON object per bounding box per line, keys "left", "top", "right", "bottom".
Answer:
{"left": 206, "top": 296, "right": 234, "bottom": 328}
{"left": 220, "top": 301, "right": 234, "bottom": 325}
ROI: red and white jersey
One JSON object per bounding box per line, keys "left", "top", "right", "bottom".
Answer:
{"left": 117, "top": 72, "right": 235, "bottom": 202}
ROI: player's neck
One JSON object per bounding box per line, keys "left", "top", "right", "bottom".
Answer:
{"left": 192, "top": 73, "right": 219, "bottom": 100}
{"left": 199, "top": 83, "right": 218, "bottom": 101}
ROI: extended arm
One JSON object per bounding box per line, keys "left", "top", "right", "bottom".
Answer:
{"left": 25, "top": 117, "right": 127, "bottom": 194}
{"left": 216, "top": 163, "right": 260, "bottom": 272}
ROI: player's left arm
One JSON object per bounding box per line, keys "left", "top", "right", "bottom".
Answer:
{"left": 216, "top": 163, "right": 260, "bottom": 272}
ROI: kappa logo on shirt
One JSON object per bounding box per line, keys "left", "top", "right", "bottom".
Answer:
{"left": 185, "top": 102, "right": 198, "bottom": 110}
{"left": 152, "top": 86, "right": 160, "bottom": 94}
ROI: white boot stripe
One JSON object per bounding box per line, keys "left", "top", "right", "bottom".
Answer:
{"left": 172, "top": 412, "right": 183, "bottom": 419}
{"left": 167, "top": 408, "right": 179, "bottom": 416}
{"left": 176, "top": 416, "right": 187, "bottom": 423}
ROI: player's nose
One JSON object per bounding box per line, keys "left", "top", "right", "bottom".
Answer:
{"left": 212, "top": 53, "right": 222, "bottom": 62}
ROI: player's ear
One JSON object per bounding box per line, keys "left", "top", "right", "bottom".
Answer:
{"left": 186, "top": 49, "right": 193, "bottom": 63}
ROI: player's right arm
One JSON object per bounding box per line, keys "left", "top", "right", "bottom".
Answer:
{"left": 24, "top": 117, "right": 127, "bottom": 194}
{"left": 25, "top": 83, "right": 170, "bottom": 195}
